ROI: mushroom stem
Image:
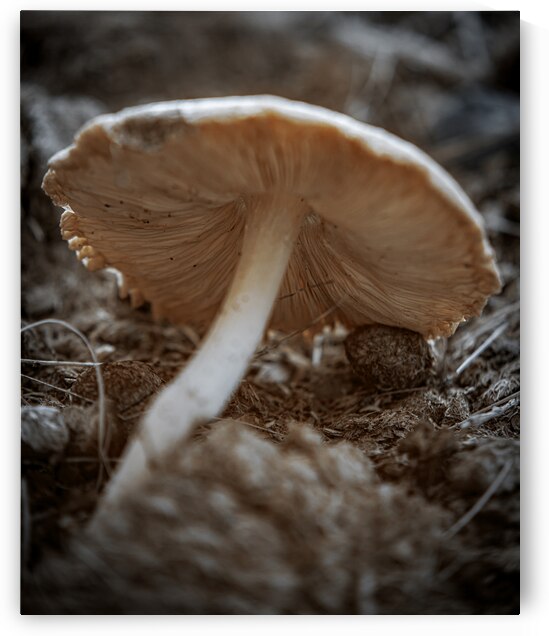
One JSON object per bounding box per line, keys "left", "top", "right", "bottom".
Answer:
{"left": 100, "top": 193, "right": 308, "bottom": 506}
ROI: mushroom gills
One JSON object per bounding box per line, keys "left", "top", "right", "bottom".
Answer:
{"left": 99, "top": 192, "right": 308, "bottom": 507}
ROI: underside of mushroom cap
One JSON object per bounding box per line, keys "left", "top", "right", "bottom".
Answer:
{"left": 43, "top": 95, "right": 501, "bottom": 338}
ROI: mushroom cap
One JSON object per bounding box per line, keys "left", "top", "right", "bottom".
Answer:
{"left": 43, "top": 95, "right": 500, "bottom": 338}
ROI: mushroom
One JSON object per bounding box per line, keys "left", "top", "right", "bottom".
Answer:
{"left": 42, "top": 95, "right": 500, "bottom": 504}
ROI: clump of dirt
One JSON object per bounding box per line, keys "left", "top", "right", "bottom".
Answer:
{"left": 333, "top": 409, "right": 426, "bottom": 455}
{"left": 69, "top": 360, "right": 164, "bottom": 455}
{"left": 23, "top": 422, "right": 466, "bottom": 614}
{"left": 345, "top": 325, "right": 434, "bottom": 392}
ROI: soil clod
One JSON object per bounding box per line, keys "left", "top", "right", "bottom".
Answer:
{"left": 345, "top": 324, "right": 434, "bottom": 392}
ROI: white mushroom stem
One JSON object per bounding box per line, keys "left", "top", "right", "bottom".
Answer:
{"left": 100, "top": 193, "right": 308, "bottom": 507}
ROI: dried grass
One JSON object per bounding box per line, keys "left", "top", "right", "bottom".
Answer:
{"left": 21, "top": 319, "right": 110, "bottom": 481}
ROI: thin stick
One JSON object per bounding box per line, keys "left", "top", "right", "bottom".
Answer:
{"left": 471, "top": 390, "right": 520, "bottom": 416}
{"left": 255, "top": 300, "right": 343, "bottom": 358}
{"left": 21, "top": 319, "right": 110, "bottom": 481}
{"left": 23, "top": 391, "right": 63, "bottom": 402}
{"left": 450, "top": 390, "right": 520, "bottom": 430}
{"left": 370, "top": 385, "right": 429, "bottom": 398}
{"left": 63, "top": 457, "right": 122, "bottom": 463}
{"left": 21, "top": 359, "right": 102, "bottom": 367}
{"left": 21, "top": 373, "right": 94, "bottom": 404}
{"left": 444, "top": 460, "right": 513, "bottom": 538}
{"left": 210, "top": 415, "right": 283, "bottom": 438}
{"left": 455, "top": 322, "right": 508, "bottom": 376}
{"left": 333, "top": 385, "right": 428, "bottom": 410}
{"left": 451, "top": 301, "right": 519, "bottom": 350}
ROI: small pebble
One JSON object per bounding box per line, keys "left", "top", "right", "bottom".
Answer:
{"left": 21, "top": 406, "right": 69, "bottom": 455}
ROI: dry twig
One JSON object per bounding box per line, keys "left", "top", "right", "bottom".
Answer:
{"left": 444, "top": 459, "right": 513, "bottom": 538}
{"left": 455, "top": 321, "right": 509, "bottom": 376}
{"left": 21, "top": 319, "right": 110, "bottom": 482}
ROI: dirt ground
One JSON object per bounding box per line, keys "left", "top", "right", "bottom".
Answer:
{"left": 20, "top": 11, "right": 519, "bottom": 614}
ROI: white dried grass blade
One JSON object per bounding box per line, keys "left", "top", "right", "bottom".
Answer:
{"left": 455, "top": 321, "right": 508, "bottom": 376}
{"left": 444, "top": 459, "right": 513, "bottom": 538}
{"left": 20, "top": 373, "right": 95, "bottom": 404}
{"left": 451, "top": 390, "right": 520, "bottom": 430}
{"left": 21, "top": 359, "right": 102, "bottom": 367}
{"left": 21, "top": 319, "right": 109, "bottom": 477}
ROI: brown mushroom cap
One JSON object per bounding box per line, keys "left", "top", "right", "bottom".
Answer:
{"left": 43, "top": 95, "right": 500, "bottom": 338}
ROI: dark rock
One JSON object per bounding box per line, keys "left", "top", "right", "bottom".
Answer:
{"left": 345, "top": 325, "right": 434, "bottom": 392}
